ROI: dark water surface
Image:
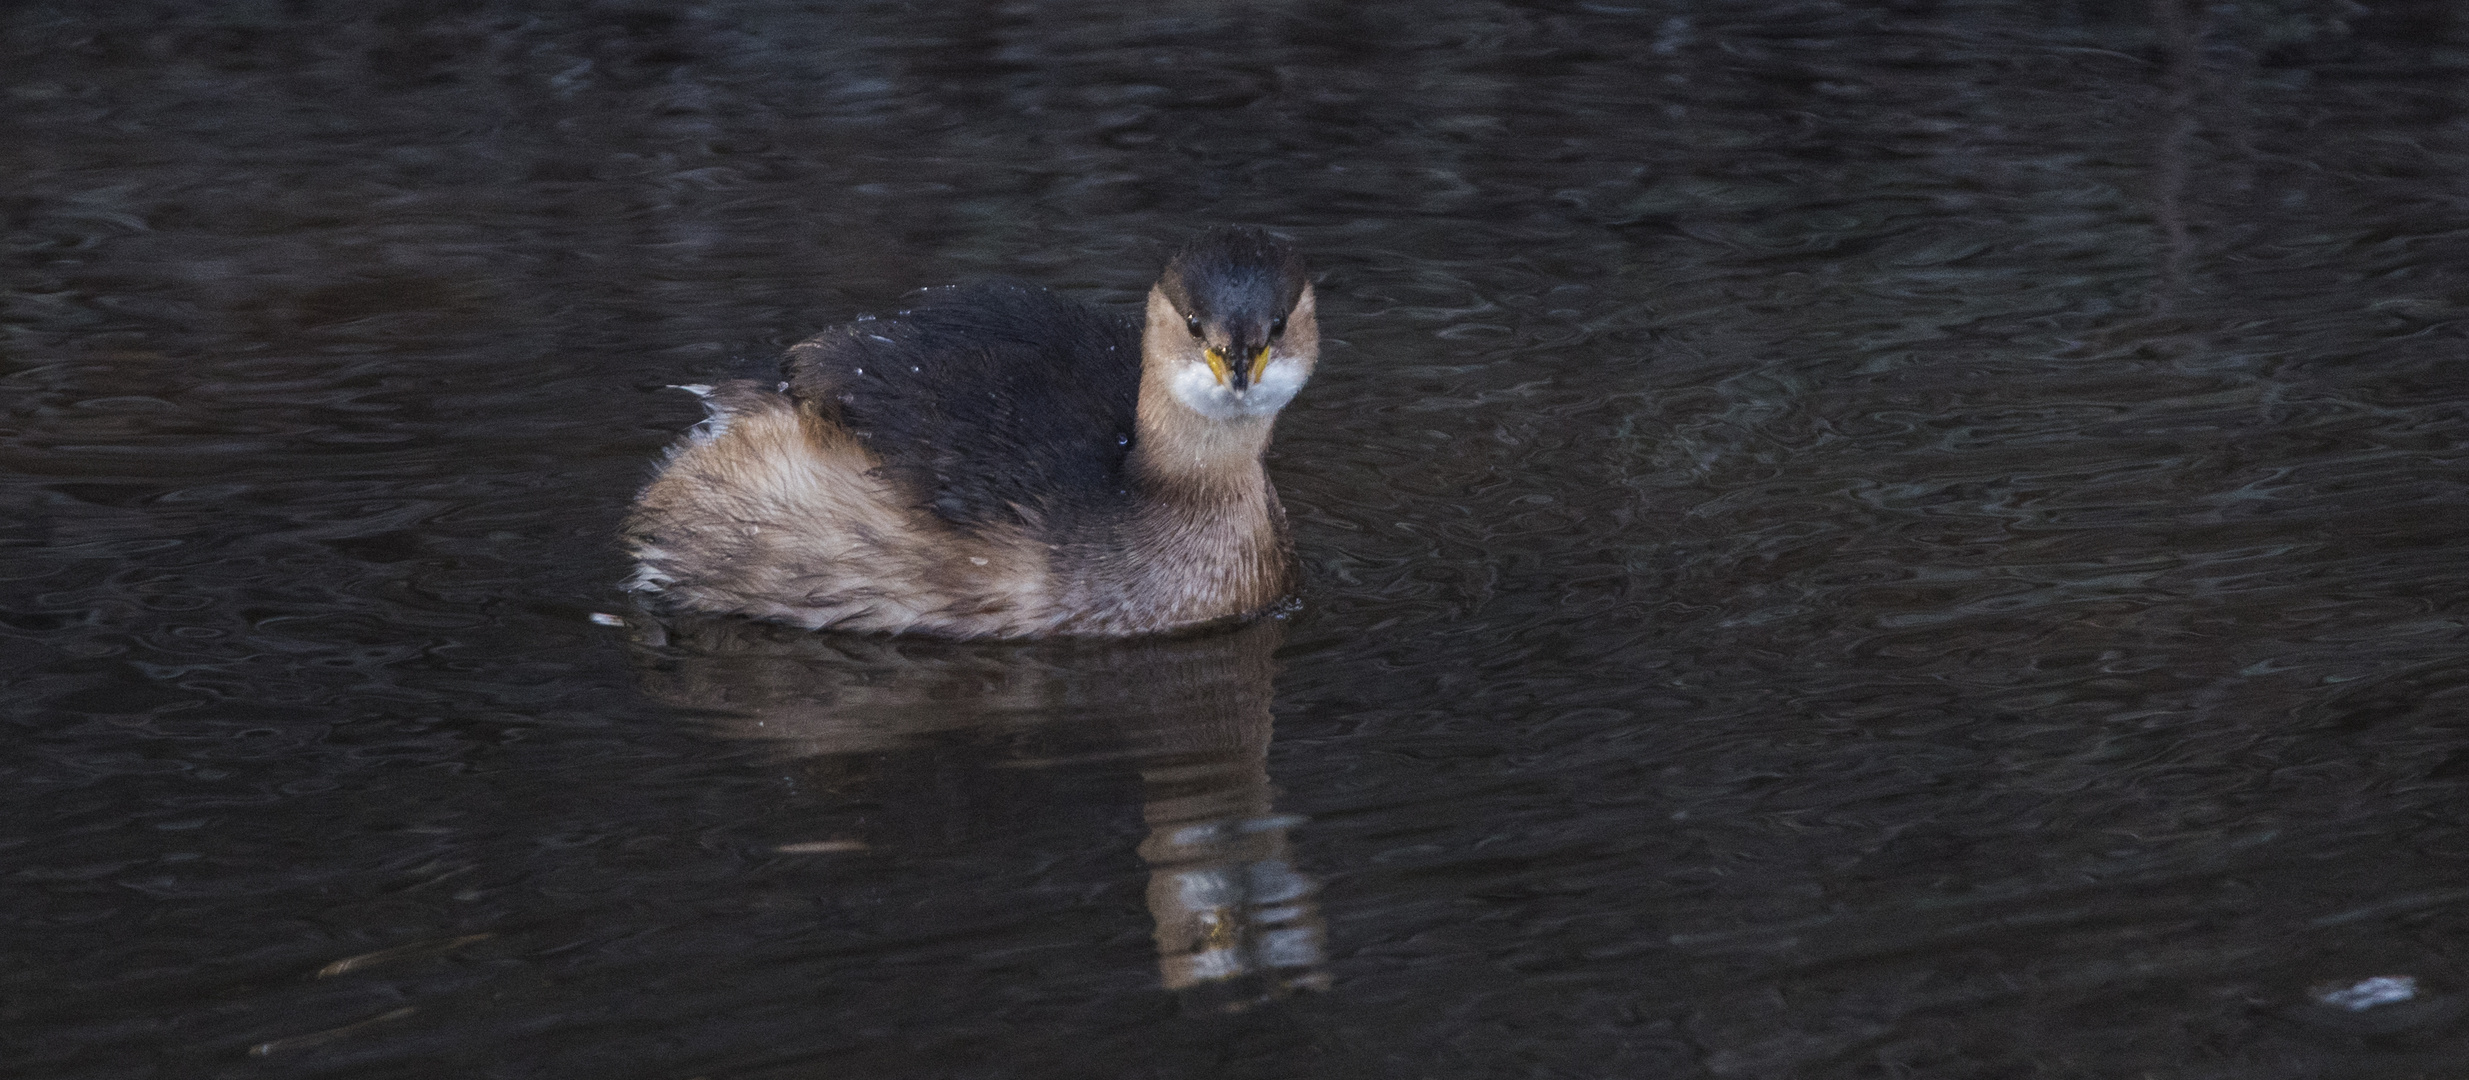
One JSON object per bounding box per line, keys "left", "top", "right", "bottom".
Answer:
{"left": 8, "top": 1, "right": 2469, "bottom": 1076}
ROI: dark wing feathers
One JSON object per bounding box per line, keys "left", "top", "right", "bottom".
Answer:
{"left": 781, "top": 281, "right": 1141, "bottom": 534}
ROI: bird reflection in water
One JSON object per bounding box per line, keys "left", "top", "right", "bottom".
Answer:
{"left": 626, "top": 616, "right": 1328, "bottom": 1010}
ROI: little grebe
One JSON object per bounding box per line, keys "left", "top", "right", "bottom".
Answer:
{"left": 623, "top": 227, "right": 1318, "bottom": 639}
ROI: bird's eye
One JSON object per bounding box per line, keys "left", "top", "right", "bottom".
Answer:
{"left": 1185, "top": 315, "right": 1203, "bottom": 339}
{"left": 1269, "top": 316, "right": 1287, "bottom": 338}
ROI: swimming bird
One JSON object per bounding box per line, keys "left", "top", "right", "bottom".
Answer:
{"left": 624, "top": 227, "right": 1318, "bottom": 639}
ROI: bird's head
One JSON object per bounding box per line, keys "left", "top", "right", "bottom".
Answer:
{"left": 1145, "top": 227, "right": 1317, "bottom": 422}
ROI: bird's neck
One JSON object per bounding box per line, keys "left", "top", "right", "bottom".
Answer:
{"left": 1117, "top": 378, "right": 1289, "bottom": 617}
{"left": 1129, "top": 381, "right": 1277, "bottom": 504}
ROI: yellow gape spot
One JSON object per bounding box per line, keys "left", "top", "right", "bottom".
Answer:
{"left": 1248, "top": 346, "right": 1271, "bottom": 385}
{"left": 1204, "top": 347, "right": 1231, "bottom": 386}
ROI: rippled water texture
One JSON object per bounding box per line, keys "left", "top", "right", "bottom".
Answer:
{"left": 7, "top": 2, "right": 2469, "bottom": 1076}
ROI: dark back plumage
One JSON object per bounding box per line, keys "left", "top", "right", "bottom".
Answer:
{"left": 782, "top": 281, "right": 1140, "bottom": 535}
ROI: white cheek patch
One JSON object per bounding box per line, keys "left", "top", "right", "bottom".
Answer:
{"left": 1241, "top": 358, "right": 1307, "bottom": 415}
{"left": 1167, "top": 362, "right": 1242, "bottom": 420}
{"left": 1166, "top": 357, "right": 1310, "bottom": 420}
